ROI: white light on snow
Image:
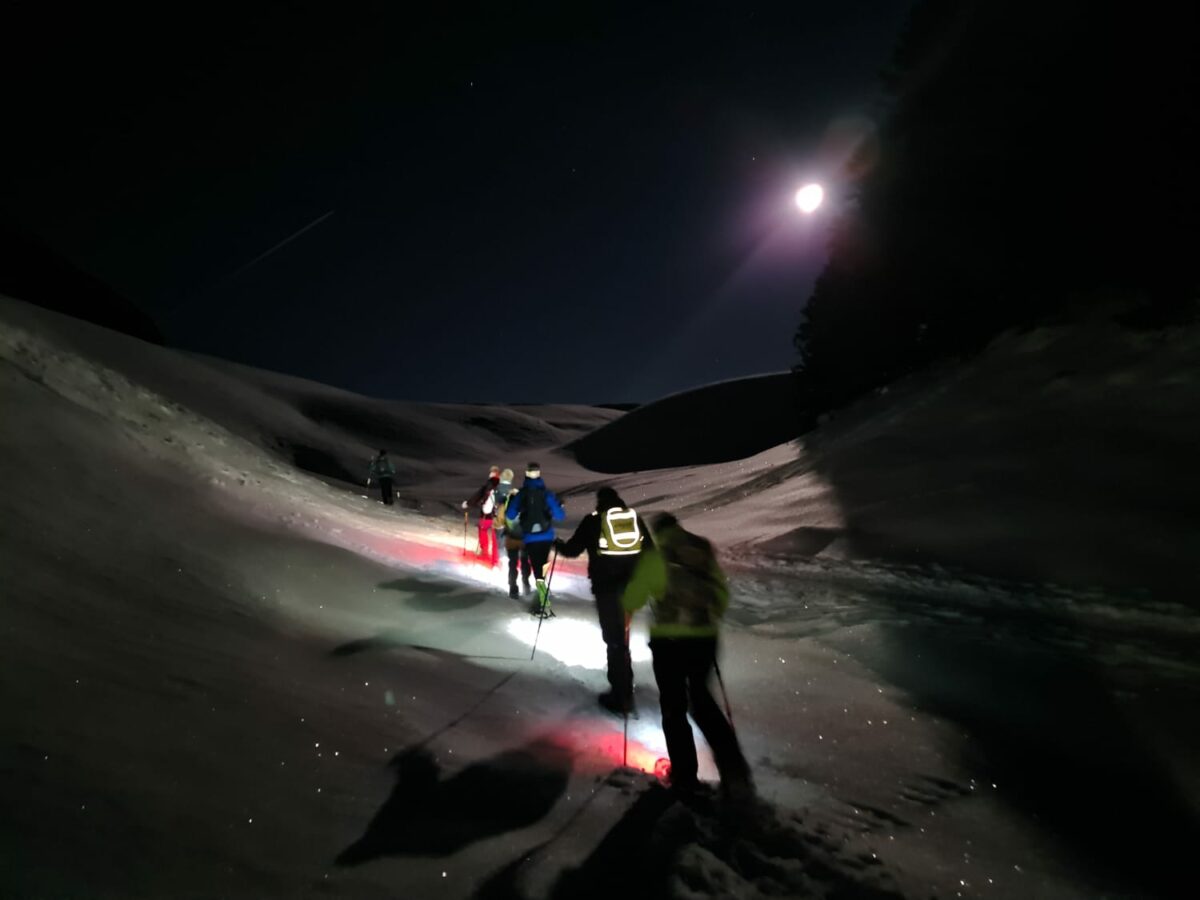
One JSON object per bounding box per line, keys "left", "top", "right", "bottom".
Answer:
{"left": 505, "top": 618, "right": 652, "bottom": 669}
{"left": 795, "top": 183, "right": 824, "bottom": 213}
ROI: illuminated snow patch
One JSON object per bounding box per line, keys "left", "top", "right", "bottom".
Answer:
{"left": 505, "top": 618, "right": 652, "bottom": 669}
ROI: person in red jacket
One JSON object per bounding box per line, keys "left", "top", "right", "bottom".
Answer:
{"left": 462, "top": 465, "right": 502, "bottom": 567}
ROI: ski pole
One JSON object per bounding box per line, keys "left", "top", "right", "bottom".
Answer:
{"left": 622, "top": 614, "right": 631, "bottom": 767}
{"left": 544, "top": 545, "right": 559, "bottom": 593}
{"left": 623, "top": 707, "right": 628, "bottom": 768}
{"left": 530, "top": 599, "right": 546, "bottom": 661}
{"left": 713, "top": 654, "right": 735, "bottom": 729}
{"left": 529, "top": 545, "right": 559, "bottom": 662}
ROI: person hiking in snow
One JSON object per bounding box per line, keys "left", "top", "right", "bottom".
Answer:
{"left": 555, "top": 487, "right": 649, "bottom": 714}
{"left": 622, "top": 512, "right": 752, "bottom": 801}
{"left": 502, "top": 462, "right": 565, "bottom": 614}
{"left": 494, "top": 468, "right": 532, "bottom": 599}
{"left": 462, "top": 465, "right": 502, "bottom": 567}
{"left": 366, "top": 449, "right": 396, "bottom": 506}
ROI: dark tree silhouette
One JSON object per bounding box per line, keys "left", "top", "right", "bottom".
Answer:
{"left": 796, "top": 0, "right": 1198, "bottom": 411}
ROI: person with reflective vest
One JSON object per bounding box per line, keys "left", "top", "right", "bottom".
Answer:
{"left": 622, "top": 512, "right": 753, "bottom": 800}
{"left": 366, "top": 449, "right": 396, "bottom": 506}
{"left": 556, "top": 487, "right": 649, "bottom": 714}
{"left": 461, "top": 465, "right": 502, "bottom": 567}
{"left": 502, "top": 462, "right": 565, "bottom": 612}
{"left": 494, "top": 468, "right": 531, "bottom": 598}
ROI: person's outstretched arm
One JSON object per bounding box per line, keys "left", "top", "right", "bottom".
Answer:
{"left": 557, "top": 514, "right": 597, "bottom": 558}
{"left": 622, "top": 546, "right": 666, "bottom": 615}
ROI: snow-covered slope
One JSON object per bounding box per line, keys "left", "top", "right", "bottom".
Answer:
{"left": 570, "top": 311, "right": 1200, "bottom": 601}
{"left": 566, "top": 372, "right": 804, "bottom": 472}
{"left": 0, "top": 294, "right": 618, "bottom": 503}
{"left": 2, "top": 294, "right": 1196, "bottom": 899}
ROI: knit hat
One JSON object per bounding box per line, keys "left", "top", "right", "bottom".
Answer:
{"left": 596, "top": 487, "right": 624, "bottom": 510}
{"left": 525, "top": 462, "right": 541, "bottom": 478}
{"left": 650, "top": 512, "right": 678, "bottom": 532}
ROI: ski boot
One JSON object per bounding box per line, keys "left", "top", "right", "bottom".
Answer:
{"left": 529, "top": 580, "right": 554, "bottom": 617}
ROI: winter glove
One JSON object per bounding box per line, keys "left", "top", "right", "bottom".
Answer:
{"left": 461, "top": 500, "right": 469, "bottom": 510}
{"left": 553, "top": 538, "right": 566, "bottom": 552}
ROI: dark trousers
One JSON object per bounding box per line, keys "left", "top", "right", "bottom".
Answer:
{"left": 595, "top": 586, "right": 632, "bottom": 701}
{"left": 378, "top": 477, "right": 394, "bottom": 506}
{"left": 650, "top": 637, "right": 749, "bottom": 787}
{"left": 507, "top": 544, "right": 531, "bottom": 587}
{"left": 525, "top": 541, "right": 552, "bottom": 582}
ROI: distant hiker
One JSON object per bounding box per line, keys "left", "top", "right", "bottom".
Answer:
{"left": 462, "top": 465, "right": 502, "bottom": 567}
{"left": 622, "top": 513, "right": 752, "bottom": 801}
{"left": 494, "top": 468, "right": 531, "bottom": 599}
{"left": 556, "top": 487, "right": 649, "bottom": 714}
{"left": 502, "top": 462, "right": 565, "bottom": 613}
{"left": 366, "top": 449, "right": 396, "bottom": 506}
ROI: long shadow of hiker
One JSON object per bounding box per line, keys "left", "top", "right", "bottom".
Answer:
{"left": 548, "top": 787, "right": 677, "bottom": 899}
{"left": 336, "top": 736, "right": 574, "bottom": 865}
{"left": 477, "top": 782, "right": 903, "bottom": 900}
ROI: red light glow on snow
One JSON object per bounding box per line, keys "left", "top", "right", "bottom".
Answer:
{"left": 592, "top": 730, "right": 664, "bottom": 774}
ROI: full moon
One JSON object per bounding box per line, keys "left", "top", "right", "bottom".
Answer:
{"left": 795, "top": 183, "right": 824, "bottom": 214}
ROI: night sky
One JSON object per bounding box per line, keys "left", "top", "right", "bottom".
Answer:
{"left": 2, "top": 2, "right": 911, "bottom": 403}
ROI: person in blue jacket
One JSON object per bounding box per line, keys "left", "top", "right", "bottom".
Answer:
{"left": 502, "top": 462, "right": 565, "bottom": 614}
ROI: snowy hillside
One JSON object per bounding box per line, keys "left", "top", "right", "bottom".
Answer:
{"left": 2, "top": 294, "right": 1197, "bottom": 898}
{"left": 572, "top": 312, "right": 1200, "bottom": 601}
{"left": 567, "top": 372, "right": 804, "bottom": 472}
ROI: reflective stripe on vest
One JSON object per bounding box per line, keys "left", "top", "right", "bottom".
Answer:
{"left": 598, "top": 507, "right": 642, "bottom": 556}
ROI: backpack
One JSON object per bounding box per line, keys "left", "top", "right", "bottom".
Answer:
{"left": 520, "top": 485, "right": 552, "bottom": 535}
{"left": 658, "top": 532, "right": 722, "bottom": 628}
{"left": 598, "top": 507, "right": 643, "bottom": 556}
{"left": 492, "top": 484, "right": 512, "bottom": 528}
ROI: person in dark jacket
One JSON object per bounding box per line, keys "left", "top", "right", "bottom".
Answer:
{"left": 366, "top": 449, "right": 396, "bottom": 506}
{"left": 502, "top": 462, "right": 565, "bottom": 613}
{"left": 623, "top": 512, "right": 752, "bottom": 802}
{"left": 462, "top": 465, "right": 502, "bottom": 567}
{"left": 556, "top": 487, "right": 649, "bottom": 714}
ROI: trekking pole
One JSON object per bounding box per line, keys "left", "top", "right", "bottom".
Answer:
{"left": 713, "top": 655, "right": 735, "bottom": 729}
{"left": 544, "top": 545, "right": 559, "bottom": 593}
{"left": 529, "top": 545, "right": 559, "bottom": 662}
{"left": 623, "top": 708, "right": 629, "bottom": 768}
{"left": 622, "top": 614, "right": 631, "bottom": 767}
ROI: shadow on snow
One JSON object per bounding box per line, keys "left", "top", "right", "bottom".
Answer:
{"left": 336, "top": 737, "right": 573, "bottom": 865}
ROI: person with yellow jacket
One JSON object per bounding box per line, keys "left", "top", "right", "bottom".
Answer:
{"left": 622, "top": 512, "right": 752, "bottom": 798}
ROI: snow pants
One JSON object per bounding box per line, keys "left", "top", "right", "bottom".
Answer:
{"left": 594, "top": 586, "right": 633, "bottom": 702}
{"left": 377, "top": 477, "right": 394, "bottom": 506}
{"left": 477, "top": 518, "right": 499, "bottom": 566}
{"left": 649, "top": 637, "right": 750, "bottom": 788}
{"left": 525, "top": 540, "right": 552, "bottom": 583}
{"left": 507, "top": 543, "right": 531, "bottom": 588}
